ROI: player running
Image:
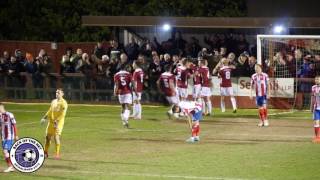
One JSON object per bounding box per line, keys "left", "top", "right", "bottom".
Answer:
{"left": 218, "top": 58, "right": 237, "bottom": 113}
{"left": 311, "top": 75, "right": 320, "bottom": 143}
{"left": 172, "top": 101, "right": 202, "bottom": 143}
{"left": 114, "top": 65, "right": 133, "bottom": 128}
{"left": 0, "top": 102, "right": 18, "bottom": 172}
{"left": 198, "top": 59, "right": 213, "bottom": 116}
{"left": 250, "top": 64, "right": 270, "bottom": 127}
{"left": 131, "top": 61, "right": 144, "bottom": 120}
{"left": 41, "top": 88, "right": 68, "bottom": 159}
{"left": 157, "top": 64, "right": 179, "bottom": 118}
{"left": 175, "top": 58, "right": 190, "bottom": 101}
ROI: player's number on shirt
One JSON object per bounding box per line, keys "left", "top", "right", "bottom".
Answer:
{"left": 225, "top": 71, "right": 231, "bottom": 80}
{"left": 163, "top": 79, "right": 169, "bottom": 88}
{"left": 120, "top": 76, "right": 126, "bottom": 86}
{"left": 177, "top": 71, "right": 181, "bottom": 81}
{"left": 140, "top": 74, "right": 144, "bottom": 83}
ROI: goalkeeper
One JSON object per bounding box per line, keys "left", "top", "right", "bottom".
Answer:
{"left": 41, "top": 88, "right": 68, "bottom": 159}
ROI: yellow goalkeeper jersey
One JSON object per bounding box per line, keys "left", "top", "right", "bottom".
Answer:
{"left": 46, "top": 98, "right": 68, "bottom": 124}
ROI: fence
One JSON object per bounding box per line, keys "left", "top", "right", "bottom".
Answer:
{"left": 0, "top": 73, "right": 164, "bottom": 104}
{"left": 0, "top": 73, "right": 313, "bottom": 109}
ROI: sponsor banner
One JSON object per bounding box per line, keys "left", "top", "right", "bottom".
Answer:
{"left": 237, "top": 77, "right": 294, "bottom": 98}
{"left": 188, "top": 77, "right": 294, "bottom": 98}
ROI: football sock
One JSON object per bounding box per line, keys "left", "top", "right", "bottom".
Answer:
{"left": 5, "top": 157, "right": 11, "bottom": 167}
{"left": 137, "top": 104, "right": 142, "bottom": 118}
{"left": 132, "top": 103, "right": 137, "bottom": 117}
{"left": 196, "top": 124, "right": 200, "bottom": 136}
{"left": 192, "top": 125, "right": 197, "bottom": 137}
{"left": 264, "top": 107, "right": 268, "bottom": 120}
{"left": 314, "top": 125, "right": 320, "bottom": 137}
{"left": 55, "top": 144, "right": 61, "bottom": 155}
{"left": 220, "top": 99, "right": 225, "bottom": 112}
{"left": 124, "top": 110, "right": 130, "bottom": 122}
{"left": 44, "top": 140, "right": 50, "bottom": 153}
{"left": 206, "top": 101, "right": 212, "bottom": 114}
{"left": 259, "top": 108, "right": 265, "bottom": 122}
{"left": 201, "top": 99, "right": 206, "bottom": 114}
{"left": 231, "top": 97, "right": 237, "bottom": 110}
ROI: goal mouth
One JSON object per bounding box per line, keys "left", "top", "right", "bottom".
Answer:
{"left": 257, "top": 35, "right": 320, "bottom": 110}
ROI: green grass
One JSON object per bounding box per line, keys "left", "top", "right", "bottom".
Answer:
{"left": 0, "top": 103, "right": 318, "bottom": 180}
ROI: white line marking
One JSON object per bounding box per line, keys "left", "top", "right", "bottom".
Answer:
{"left": 221, "top": 133, "right": 310, "bottom": 139}
{"left": 268, "top": 111, "right": 295, "bottom": 116}
{"left": 39, "top": 169, "right": 251, "bottom": 180}
{"left": 111, "top": 172, "right": 250, "bottom": 180}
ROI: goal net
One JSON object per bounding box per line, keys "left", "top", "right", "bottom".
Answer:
{"left": 257, "top": 35, "right": 320, "bottom": 110}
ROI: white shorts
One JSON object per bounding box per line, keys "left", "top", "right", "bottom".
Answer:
{"left": 177, "top": 87, "right": 188, "bottom": 98}
{"left": 166, "top": 96, "right": 179, "bottom": 105}
{"left": 193, "top": 84, "right": 202, "bottom": 98}
{"left": 118, "top": 94, "right": 132, "bottom": 104}
{"left": 201, "top": 87, "right": 212, "bottom": 97}
{"left": 220, "top": 87, "right": 234, "bottom": 96}
{"left": 133, "top": 92, "right": 142, "bottom": 101}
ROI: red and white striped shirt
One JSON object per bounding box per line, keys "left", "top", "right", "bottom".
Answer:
{"left": 251, "top": 73, "right": 269, "bottom": 96}
{"left": 178, "top": 101, "right": 202, "bottom": 114}
{"left": 0, "top": 112, "right": 17, "bottom": 141}
{"left": 312, "top": 85, "right": 320, "bottom": 110}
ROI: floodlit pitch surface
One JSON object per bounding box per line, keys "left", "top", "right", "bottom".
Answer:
{"left": 0, "top": 103, "right": 318, "bottom": 180}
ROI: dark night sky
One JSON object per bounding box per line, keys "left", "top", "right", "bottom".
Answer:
{"left": 247, "top": 0, "right": 320, "bottom": 17}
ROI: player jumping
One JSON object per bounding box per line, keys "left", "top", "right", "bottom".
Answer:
{"left": 218, "top": 58, "right": 237, "bottom": 113}
{"left": 311, "top": 75, "right": 320, "bottom": 143}
{"left": 250, "top": 64, "right": 270, "bottom": 127}
{"left": 0, "top": 102, "right": 18, "bottom": 172}
{"left": 198, "top": 59, "right": 213, "bottom": 116}
{"left": 157, "top": 64, "right": 179, "bottom": 118}
{"left": 172, "top": 101, "right": 202, "bottom": 143}
{"left": 41, "top": 88, "right": 68, "bottom": 159}
{"left": 114, "top": 65, "right": 133, "bottom": 128}
{"left": 131, "top": 61, "right": 144, "bottom": 120}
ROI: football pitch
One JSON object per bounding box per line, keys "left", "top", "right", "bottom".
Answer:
{"left": 0, "top": 103, "right": 318, "bottom": 180}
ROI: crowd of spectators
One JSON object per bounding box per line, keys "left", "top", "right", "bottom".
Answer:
{"left": 0, "top": 32, "right": 319, "bottom": 100}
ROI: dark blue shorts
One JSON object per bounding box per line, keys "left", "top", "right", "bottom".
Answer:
{"left": 192, "top": 111, "right": 202, "bottom": 121}
{"left": 256, "top": 96, "right": 267, "bottom": 107}
{"left": 2, "top": 140, "right": 13, "bottom": 151}
{"left": 314, "top": 109, "right": 320, "bottom": 120}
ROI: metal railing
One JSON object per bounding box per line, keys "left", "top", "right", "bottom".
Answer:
{"left": 0, "top": 73, "right": 164, "bottom": 103}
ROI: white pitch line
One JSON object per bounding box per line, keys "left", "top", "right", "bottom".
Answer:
{"left": 221, "top": 133, "right": 310, "bottom": 139}
{"left": 39, "top": 168, "right": 251, "bottom": 180}
{"left": 17, "top": 121, "right": 39, "bottom": 126}
{"left": 111, "top": 172, "right": 250, "bottom": 180}
{"left": 268, "top": 111, "right": 295, "bottom": 116}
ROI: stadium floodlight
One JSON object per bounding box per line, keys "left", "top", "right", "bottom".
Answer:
{"left": 162, "top": 23, "right": 171, "bottom": 31}
{"left": 273, "top": 25, "right": 285, "bottom": 34}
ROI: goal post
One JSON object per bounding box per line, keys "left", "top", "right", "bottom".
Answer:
{"left": 257, "top": 34, "right": 320, "bottom": 109}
